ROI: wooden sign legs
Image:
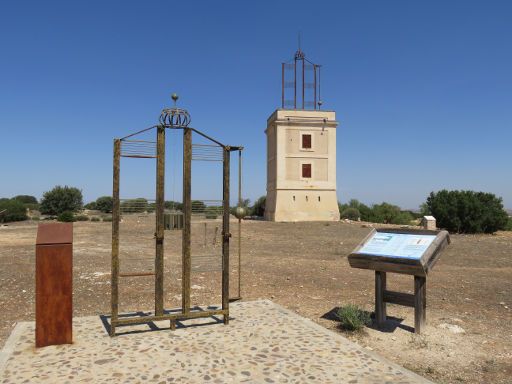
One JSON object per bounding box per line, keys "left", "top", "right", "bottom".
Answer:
{"left": 375, "top": 271, "right": 387, "bottom": 325}
{"left": 414, "top": 275, "right": 427, "bottom": 332}
{"left": 374, "top": 271, "right": 427, "bottom": 334}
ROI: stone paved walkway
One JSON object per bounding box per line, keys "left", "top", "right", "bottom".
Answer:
{"left": 0, "top": 300, "right": 432, "bottom": 383}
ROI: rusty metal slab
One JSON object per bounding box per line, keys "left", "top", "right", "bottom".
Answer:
{"left": 36, "top": 223, "right": 73, "bottom": 245}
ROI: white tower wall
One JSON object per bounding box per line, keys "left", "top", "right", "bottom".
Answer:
{"left": 265, "top": 109, "right": 340, "bottom": 222}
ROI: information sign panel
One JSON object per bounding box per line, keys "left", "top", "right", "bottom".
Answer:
{"left": 356, "top": 232, "right": 436, "bottom": 260}
{"left": 348, "top": 228, "right": 450, "bottom": 276}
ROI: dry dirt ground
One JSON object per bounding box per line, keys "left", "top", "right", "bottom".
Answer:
{"left": 0, "top": 218, "right": 511, "bottom": 383}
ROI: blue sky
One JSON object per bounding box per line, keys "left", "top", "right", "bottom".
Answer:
{"left": 1, "top": 1, "right": 511, "bottom": 209}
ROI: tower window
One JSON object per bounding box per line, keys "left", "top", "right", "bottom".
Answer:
{"left": 318, "top": 196, "right": 321, "bottom": 202}
{"left": 301, "top": 134, "right": 312, "bottom": 149}
{"left": 302, "top": 163, "right": 312, "bottom": 178}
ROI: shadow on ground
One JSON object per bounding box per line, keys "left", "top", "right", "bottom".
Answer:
{"left": 100, "top": 305, "right": 229, "bottom": 336}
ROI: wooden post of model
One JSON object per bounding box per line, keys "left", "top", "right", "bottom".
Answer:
{"left": 35, "top": 223, "right": 73, "bottom": 347}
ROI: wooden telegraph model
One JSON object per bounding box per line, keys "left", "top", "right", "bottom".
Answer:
{"left": 349, "top": 228, "right": 450, "bottom": 333}
{"left": 110, "top": 94, "right": 245, "bottom": 336}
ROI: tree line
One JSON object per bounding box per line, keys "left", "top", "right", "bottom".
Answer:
{"left": 1, "top": 186, "right": 510, "bottom": 234}
{"left": 338, "top": 190, "right": 510, "bottom": 234}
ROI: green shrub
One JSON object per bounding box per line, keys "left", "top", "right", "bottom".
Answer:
{"left": 504, "top": 217, "right": 512, "bottom": 231}
{"left": 251, "top": 196, "right": 266, "bottom": 217}
{"left": 164, "top": 201, "right": 183, "bottom": 211}
{"left": 57, "top": 211, "right": 76, "bottom": 222}
{"left": 102, "top": 216, "right": 113, "bottom": 222}
{"left": 370, "top": 202, "right": 414, "bottom": 225}
{"left": 32, "top": 216, "right": 41, "bottom": 221}
{"left": 40, "top": 186, "right": 83, "bottom": 215}
{"left": 425, "top": 190, "right": 508, "bottom": 234}
{"left": 403, "top": 210, "right": 422, "bottom": 220}
{"left": 12, "top": 195, "right": 38, "bottom": 205}
{"left": 24, "top": 203, "right": 40, "bottom": 211}
{"left": 191, "top": 200, "right": 206, "bottom": 214}
{"left": 74, "top": 215, "right": 89, "bottom": 221}
{"left": 392, "top": 211, "right": 415, "bottom": 225}
{"left": 336, "top": 305, "right": 371, "bottom": 331}
{"left": 84, "top": 202, "right": 97, "bottom": 210}
{"left": 90, "top": 217, "right": 101, "bottom": 222}
{"left": 0, "top": 199, "right": 27, "bottom": 222}
{"left": 339, "top": 199, "right": 372, "bottom": 221}
{"left": 121, "top": 198, "right": 148, "bottom": 213}
{"left": 205, "top": 206, "right": 221, "bottom": 219}
{"left": 95, "top": 196, "right": 113, "bottom": 213}
{"left": 341, "top": 207, "right": 360, "bottom": 220}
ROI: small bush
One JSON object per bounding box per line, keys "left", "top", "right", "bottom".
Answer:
{"left": 251, "top": 196, "right": 266, "bottom": 217}
{"left": 426, "top": 190, "right": 508, "bottom": 233}
{"left": 339, "top": 199, "right": 414, "bottom": 225}
{"left": 191, "top": 200, "right": 206, "bottom": 214}
{"left": 102, "top": 216, "right": 113, "bottom": 222}
{"left": 57, "top": 211, "right": 76, "bottom": 222}
{"left": 90, "top": 217, "right": 101, "bottom": 222}
{"left": 371, "top": 202, "right": 414, "bottom": 225}
{"left": 165, "top": 200, "right": 183, "bottom": 211}
{"left": 24, "top": 203, "right": 40, "bottom": 211}
{"left": 121, "top": 198, "right": 148, "bottom": 213}
{"left": 392, "top": 211, "right": 415, "bottom": 225}
{"left": 205, "top": 206, "right": 221, "bottom": 219}
{"left": 32, "top": 216, "right": 41, "bottom": 221}
{"left": 95, "top": 196, "right": 113, "bottom": 213}
{"left": 505, "top": 217, "right": 512, "bottom": 231}
{"left": 84, "top": 202, "right": 97, "bottom": 210}
{"left": 12, "top": 195, "right": 38, "bottom": 205}
{"left": 0, "top": 199, "right": 27, "bottom": 222}
{"left": 40, "top": 186, "right": 83, "bottom": 215}
{"left": 341, "top": 207, "right": 360, "bottom": 220}
{"left": 336, "top": 305, "right": 371, "bottom": 331}
{"left": 74, "top": 215, "right": 89, "bottom": 221}
{"left": 339, "top": 199, "right": 372, "bottom": 222}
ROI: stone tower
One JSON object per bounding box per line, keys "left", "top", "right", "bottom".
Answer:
{"left": 265, "top": 48, "right": 340, "bottom": 222}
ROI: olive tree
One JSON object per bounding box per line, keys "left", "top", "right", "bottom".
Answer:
{"left": 40, "top": 186, "right": 83, "bottom": 215}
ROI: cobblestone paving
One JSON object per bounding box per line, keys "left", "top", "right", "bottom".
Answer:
{"left": 0, "top": 300, "right": 431, "bottom": 383}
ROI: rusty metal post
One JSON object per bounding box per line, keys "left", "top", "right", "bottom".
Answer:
{"left": 314, "top": 64, "right": 317, "bottom": 110}
{"left": 281, "top": 63, "right": 285, "bottom": 108}
{"left": 237, "top": 149, "right": 242, "bottom": 299}
{"left": 318, "top": 65, "right": 322, "bottom": 109}
{"left": 182, "top": 127, "right": 192, "bottom": 314}
{"left": 111, "top": 138, "right": 121, "bottom": 336}
{"left": 36, "top": 223, "right": 73, "bottom": 347}
{"left": 302, "top": 57, "right": 305, "bottom": 109}
{"left": 294, "top": 57, "right": 297, "bottom": 109}
{"left": 155, "top": 126, "right": 165, "bottom": 316}
{"left": 222, "top": 147, "right": 230, "bottom": 324}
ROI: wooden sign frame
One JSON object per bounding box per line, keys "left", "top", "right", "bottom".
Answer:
{"left": 348, "top": 228, "right": 450, "bottom": 277}
{"left": 348, "top": 228, "right": 450, "bottom": 333}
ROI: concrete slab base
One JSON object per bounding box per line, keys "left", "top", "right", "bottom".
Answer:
{"left": 0, "top": 300, "right": 431, "bottom": 383}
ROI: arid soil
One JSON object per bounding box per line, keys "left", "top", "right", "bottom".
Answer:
{"left": 0, "top": 218, "right": 511, "bottom": 383}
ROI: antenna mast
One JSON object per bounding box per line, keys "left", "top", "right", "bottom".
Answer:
{"left": 281, "top": 36, "right": 322, "bottom": 110}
